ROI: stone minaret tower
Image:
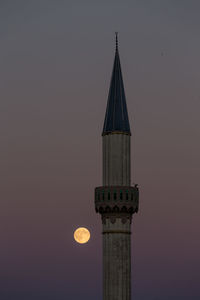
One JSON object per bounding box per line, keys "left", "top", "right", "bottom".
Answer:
{"left": 95, "top": 34, "right": 139, "bottom": 300}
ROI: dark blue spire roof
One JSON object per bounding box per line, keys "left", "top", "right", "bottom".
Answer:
{"left": 102, "top": 34, "right": 131, "bottom": 136}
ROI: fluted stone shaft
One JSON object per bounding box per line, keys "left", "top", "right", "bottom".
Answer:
{"left": 103, "top": 134, "right": 131, "bottom": 186}
{"left": 103, "top": 217, "right": 131, "bottom": 300}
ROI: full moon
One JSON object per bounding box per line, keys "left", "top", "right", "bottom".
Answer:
{"left": 74, "top": 227, "right": 90, "bottom": 244}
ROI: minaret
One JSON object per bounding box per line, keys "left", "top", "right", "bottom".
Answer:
{"left": 95, "top": 34, "right": 139, "bottom": 300}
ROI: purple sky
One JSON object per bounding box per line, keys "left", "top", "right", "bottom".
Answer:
{"left": 0, "top": 1, "right": 200, "bottom": 299}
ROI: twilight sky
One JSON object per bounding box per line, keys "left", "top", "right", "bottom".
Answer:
{"left": 0, "top": 1, "right": 200, "bottom": 299}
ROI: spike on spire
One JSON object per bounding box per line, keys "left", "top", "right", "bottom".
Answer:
{"left": 115, "top": 32, "right": 118, "bottom": 52}
{"left": 102, "top": 35, "right": 131, "bottom": 136}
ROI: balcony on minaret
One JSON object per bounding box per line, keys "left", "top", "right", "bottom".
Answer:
{"left": 95, "top": 186, "right": 139, "bottom": 218}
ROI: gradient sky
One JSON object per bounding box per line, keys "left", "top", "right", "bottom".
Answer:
{"left": 0, "top": 1, "right": 200, "bottom": 299}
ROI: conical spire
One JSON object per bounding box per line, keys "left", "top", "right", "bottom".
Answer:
{"left": 102, "top": 33, "right": 131, "bottom": 135}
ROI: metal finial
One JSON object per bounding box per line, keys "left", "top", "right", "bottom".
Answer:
{"left": 115, "top": 32, "right": 118, "bottom": 52}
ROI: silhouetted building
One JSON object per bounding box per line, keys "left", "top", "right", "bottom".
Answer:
{"left": 95, "top": 34, "right": 139, "bottom": 300}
